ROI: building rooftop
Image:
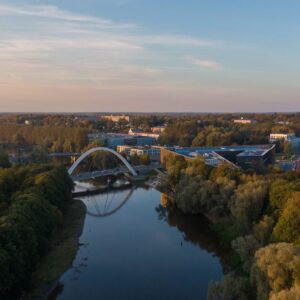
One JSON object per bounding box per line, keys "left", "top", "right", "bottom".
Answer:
{"left": 171, "top": 145, "right": 273, "bottom": 158}
{"left": 164, "top": 144, "right": 275, "bottom": 170}
{"left": 129, "top": 128, "right": 144, "bottom": 133}
{"left": 236, "top": 150, "right": 269, "bottom": 157}
{"left": 104, "top": 132, "right": 157, "bottom": 139}
{"left": 103, "top": 133, "right": 132, "bottom": 138}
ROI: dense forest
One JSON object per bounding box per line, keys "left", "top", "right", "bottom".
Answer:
{"left": 0, "top": 125, "right": 89, "bottom": 152}
{"left": 161, "top": 155, "right": 300, "bottom": 299}
{"left": 0, "top": 164, "right": 74, "bottom": 299}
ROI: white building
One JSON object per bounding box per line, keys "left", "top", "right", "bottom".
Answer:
{"left": 270, "top": 133, "right": 300, "bottom": 151}
{"left": 128, "top": 129, "right": 160, "bottom": 139}
{"left": 233, "top": 117, "right": 256, "bottom": 125}
{"left": 117, "top": 145, "right": 161, "bottom": 161}
{"left": 270, "top": 133, "right": 296, "bottom": 142}
{"left": 116, "top": 145, "right": 132, "bottom": 154}
{"left": 102, "top": 115, "right": 130, "bottom": 122}
{"left": 151, "top": 125, "right": 166, "bottom": 134}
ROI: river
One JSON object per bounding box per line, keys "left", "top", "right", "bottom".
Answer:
{"left": 55, "top": 187, "right": 225, "bottom": 300}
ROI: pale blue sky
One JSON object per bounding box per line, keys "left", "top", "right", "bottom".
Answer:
{"left": 0, "top": 0, "right": 299, "bottom": 112}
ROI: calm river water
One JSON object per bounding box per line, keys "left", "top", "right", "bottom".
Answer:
{"left": 56, "top": 187, "right": 224, "bottom": 300}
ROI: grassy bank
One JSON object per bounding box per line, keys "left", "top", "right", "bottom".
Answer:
{"left": 27, "top": 200, "right": 86, "bottom": 299}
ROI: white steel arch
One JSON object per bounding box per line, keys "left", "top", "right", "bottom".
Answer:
{"left": 68, "top": 147, "right": 138, "bottom": 177}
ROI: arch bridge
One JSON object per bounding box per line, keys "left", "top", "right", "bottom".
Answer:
{"left": 68, "top": 147, "right": 138, "bottom": 178}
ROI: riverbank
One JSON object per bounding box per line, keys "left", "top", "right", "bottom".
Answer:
{"left": 26, "top": 200, "right": 86, "bottom": 299}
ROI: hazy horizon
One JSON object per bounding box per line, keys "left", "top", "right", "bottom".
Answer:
{"left": 1, "top": 0, "right": 300, "bottom": 112}
{"left": 0, "top": 111, "right": 300, "bottom": 116}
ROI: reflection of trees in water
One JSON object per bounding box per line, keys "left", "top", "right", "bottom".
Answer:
{"left": 48, "top": 282, "right": 64, "bottom": 300}
{"left": 156, "top": 194, "right": 232, "bottom": 270}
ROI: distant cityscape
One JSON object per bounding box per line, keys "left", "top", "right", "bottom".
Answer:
{"left": 2, "top": 113, "right": 299, "bottom": 174}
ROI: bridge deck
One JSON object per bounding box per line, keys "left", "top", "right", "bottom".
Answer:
{"left": 71, "top": 165, "right": 158, "bottom": 181}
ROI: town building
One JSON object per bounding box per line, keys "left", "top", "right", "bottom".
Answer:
{"left": 160, "top": 145, "right": 275, "bottom": 172}
{"left": 102, "top": 133, "right": 156, "bottom": 148}
{"left": 128, "top": 128, "right": 160, "bottom": 139}
{"left": 270, "top": 133, "right": 300, "bottom": 151}
{"left": 275, "top": 121, "right": 291, "bottom": 125}
{"left": 117, "top": 146, "right": 161, "bottom": 161}
{"left": 151, "top": 125, "right": 166, "bottom": 134}
{"left": 116, "top": 145, "right": 132, "bottom": 154}
{"left": 102, "top": 115, "right": 130, "bottom": 122}
{"left": 236, "top": 149, "right": 274, "bottom": 171}
{"left": 233, "top": 117, "right": 257, "bottom": 125}
{"left": 128, "top": 128, "right": 144, "bottom": 135}
{"left": 270, "top": 133, "right": 296, "bottom": 142}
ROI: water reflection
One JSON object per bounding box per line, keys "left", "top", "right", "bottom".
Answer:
{"left": 55, "top": 188, "right": 224, "bottom": 300}
{"left": 82, "top": 188, "right": 135, "bottom": 218}
{"left": 47, "top": 282, "right": 64, "bottom": 300}
{"left": 156, "top": 194, "right": 230, "bottom": 269}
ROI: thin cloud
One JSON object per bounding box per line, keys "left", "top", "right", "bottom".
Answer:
{"left": 0, "top": 3, "right": 224, "bottom": 88}
{"left": 0, "top": 4, "right": 135, "bottom": 29}
{"left": 0, "top": 4, "right": 222, "bottom": 47}
{"left": 138, "top": 35, "right": 222, "bottom": 47}
{"left": 191, "top": 58, "right": 223, "bottom": 71}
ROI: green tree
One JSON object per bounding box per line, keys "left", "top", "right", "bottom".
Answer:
{"left": 272, "top": 193, "right": 300, "bottom": 244}
{"left": 232, "top": 235, "right": 261, "bottom": 272}
{"left": 253, "top": 215, "right": 274, "bottom": 245}
{"left": 208, "top": 273, "right": 253, "bottom": 300}
{"left": 139, "top": 154, "right": 151, "bottom": 165}
{"left": 251, "top": 243, "right": 300, "bottom": 300}
{"left": 230, "top": 180, "right": 267, "bottom": 232}
{"left": 0, "top": 165, "right": 73, "bottom": 296}
{"left": 192, "top": 131, "right": 206, "bottom": 147}
{"left": 12, "top": 133, "right": 26, "bottom": 145}
{"left": 164, "top": 155, "right": 188, "bottom": 189}
{"left": 130, "top": 153, "right": 140, "bottom": 166}
{"left": 30, "top": 146, "right": 50, "bottom": 163}
{"left": 174, "top": 175, "right": 220, "bottom": 214}
{"left": 185, "top": 156, "right": 209, "bottom": 178}
{"left": 210, "top": 163, "right": 242, "bottom": 182}
{"left": 0, "top": 150, "right": 11, "bottom": 168}
{"left": 90, "top": 151, "right": 118, "bottom": 170}
{"left": 283, "top": 141, "right": 293, "bottom": 158}
{"left": 269, "top": 179, "right": 297, "bottom": 211}
{"left": 206, "top": 130, "right": 224, "bottom": 146}
{"left": 63, "top": 139, "right": 75, "bottom": 152}
{"left": 270, "top": 286, "right": 300, "bottom": 299}
{"left": 178, "top": 134, "right": 194, "bottom": 147}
